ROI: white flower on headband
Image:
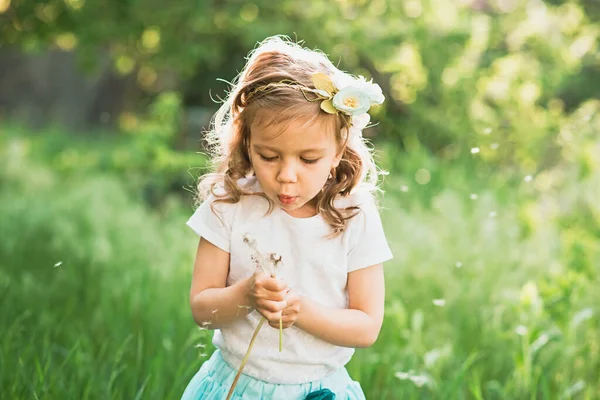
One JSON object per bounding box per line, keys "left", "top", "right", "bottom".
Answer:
{"left": 348, "top": 113, "right": 371, "bottom": 139}
{"left": 311, "top": 72, "right": 385, "bottom": 118}
{"left": 332, "top": 75, "right": 385, "bottom": 105}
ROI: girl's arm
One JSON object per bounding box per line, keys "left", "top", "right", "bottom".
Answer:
{"left": 189, "top": 238, "right": 252, "bottom": 329}
{"left": 189, "top": 238, "right": 289, "bottom": 330}
{"left": 294, "top": 263, "right": 385, "bottom": 348}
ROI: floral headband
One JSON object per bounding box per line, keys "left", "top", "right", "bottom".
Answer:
{"left": 243, "top": 72, "right": 385, "bottom": 139}
{"left": 310, "top": 72, "right": 385, "bottom": 139}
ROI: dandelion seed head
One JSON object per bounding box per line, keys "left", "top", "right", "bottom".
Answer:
{"left": 400, "top": 185, "right": 409, "bottom": 192}
{"left": 268, "top": 252, "right": 283, "bottom": 269}
{"left": 524, "top": 175, "right": 533, "bottom": 182}
{"left": 490, "top": 143, "right": 499, "bottom": 150}
{"left": 242, "top": 233, "right": 256, "bottom": 246}
{"left": 470, "top": 194, "right": 478, "bottom": 200}
{"left": 489, "top": 211, "right": 497, "bottom": 218}
{"left": 471, "top": 147, "right": 480, "bottom": 154}
{"left": 455, "top": 261, "right": 463, "bottom": 268}
{"left": 53, "top": 261, "right": 63, "bottom": 268}
{"left": 483, "top": 127, "right": 492, "bottom": 134}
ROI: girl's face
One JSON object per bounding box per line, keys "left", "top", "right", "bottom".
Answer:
{"left": 249, "top": 115, "right": 341, "bottom": 218}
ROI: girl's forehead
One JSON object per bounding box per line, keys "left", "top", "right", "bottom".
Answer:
{"left": 250, "top": 109, "right": 337, "bottom": 141}
{"left": 250, "top": 112, "right": 338, "bottom": 152}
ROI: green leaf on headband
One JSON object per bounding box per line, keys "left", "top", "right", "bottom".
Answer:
{"left": 312, "top": 73, "right": 335, "bottom": 96}
{"left": 320, "top": 99, "right": 337, "bottom": 114}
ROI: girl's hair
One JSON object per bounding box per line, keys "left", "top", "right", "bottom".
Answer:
{"left": 197, "top": 35, "right": 383, "bottom": 235}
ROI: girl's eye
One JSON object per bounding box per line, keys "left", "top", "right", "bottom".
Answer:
{"left": 301, "top": 158, "right": 320, "bottom": 165}
{"left": 259, "top": 154, "right": 277, "bottom": 162}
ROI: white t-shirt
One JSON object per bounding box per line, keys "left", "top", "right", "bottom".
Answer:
{"left": 186, "top": 177, "right": 393, "bottom": 384}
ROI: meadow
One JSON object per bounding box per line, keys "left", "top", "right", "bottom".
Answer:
{"left": 1, "top": 115, "right": 598, "bottom": 399}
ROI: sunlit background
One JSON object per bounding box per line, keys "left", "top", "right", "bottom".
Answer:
{"left": 1, "top": 0, "right": 599, "bottom": 398}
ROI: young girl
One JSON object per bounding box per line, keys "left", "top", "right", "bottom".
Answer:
{"left": 181, "top": 36, "right": 393, "bottom": 400}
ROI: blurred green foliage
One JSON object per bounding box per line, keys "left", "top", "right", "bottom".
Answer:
{"left": 1, "top": 0, "right": 599, "bottom": 398}
{"left": 1, "top": 0, "right": 599, "bottom": 171}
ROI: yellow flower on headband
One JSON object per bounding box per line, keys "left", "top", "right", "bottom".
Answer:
{"left": 311, "top": 72, "right": 385, "bottom": 116}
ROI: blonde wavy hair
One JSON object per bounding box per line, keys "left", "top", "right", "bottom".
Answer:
{"left": 197, "top": 35, "right": 383, "bottom": 236}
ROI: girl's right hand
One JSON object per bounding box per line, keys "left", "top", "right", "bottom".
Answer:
{"left": 246, "top": 270, "right": 288, "bottom": 324}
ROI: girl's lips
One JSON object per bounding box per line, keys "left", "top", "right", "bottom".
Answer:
{"left": 278, "top": 195, "right": 297, "bottom": 205}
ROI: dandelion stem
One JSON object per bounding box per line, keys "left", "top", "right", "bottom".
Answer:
{"left": 279, "top": 317, "right": 283, "bottom": 352}
{"left": 226, "top": 318, "right": 266, "bottom": 400}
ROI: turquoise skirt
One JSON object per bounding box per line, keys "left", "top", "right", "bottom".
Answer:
{"left": 181, "top": 349, "right": 366, "bottom": 400}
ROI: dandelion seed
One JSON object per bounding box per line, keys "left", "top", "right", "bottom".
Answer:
{"left": 201, "top": 321, "right": 212, "bottom": 327}
{"left": 433, "top": 299, "right": 446, "bottom": 307}
{"left": 483, "top": 127, "right": 492, "bottom": 134}
{"left": 515, "top": 325, "right": 528, "bottom": 336}
{"left": 455, "top": 261, "right": 463, "bottom": 268}
{"left": 394, "top": 371, "right": 432, "bottom": 388}
{"left": 490, "top": 143, "right": 499, "bottom": 150}
{"left": 524, "top": 175, "right": 533, "bottom": 182}
{"left": 489, "top": 211, "right": 497, "bottom": 218}
{"left": 53, "top": 261, "right": 63, "bottom": 268}
{"left": 394, "top": 371, "right": 411, "bottom": 380}
{"left": 194, "top": 343, "right": 206, "bottom": 348}
{"left": 400, "top": 185, "right": 409, "bottom": 192}
{"left": 470, "top": 194, "right": 478, "bottom": 200}
{"left": 409, "top": 375, "right": 431, "bottom": 387}
{"left": 471, "top": 147, "right": 480, "bottom": 154}
{"left": 199, "top": 352, "right": 208, "bottom": 357}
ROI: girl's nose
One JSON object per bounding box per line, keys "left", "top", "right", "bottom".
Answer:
{"left": 277, "top": 161, "right": 298, "bottom": 183}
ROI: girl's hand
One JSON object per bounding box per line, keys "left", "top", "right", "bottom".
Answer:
{"left": 246, "top": 270, "right": 288, "bottom": 325}
{"left": 268, "top": 288, "right": 301, "bottom": 329}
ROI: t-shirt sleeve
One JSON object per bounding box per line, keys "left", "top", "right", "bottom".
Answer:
{"left": 346, "top": 192, "right": 394, "bottom": 272}
{"left": 186, "top": 195, "right": 237, "bottom": 253}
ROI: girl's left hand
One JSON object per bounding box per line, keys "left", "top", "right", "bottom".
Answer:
{"left": 269, "top": 288, "right": 301, "bottom": 329}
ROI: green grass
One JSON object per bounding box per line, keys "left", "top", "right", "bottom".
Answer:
{"left": 1, "top": 132, "right": 599, "bottom": 399}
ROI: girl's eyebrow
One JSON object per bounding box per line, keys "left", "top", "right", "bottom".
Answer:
{"left": 252, "top": 144, "right": 327, "bottom": 154}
